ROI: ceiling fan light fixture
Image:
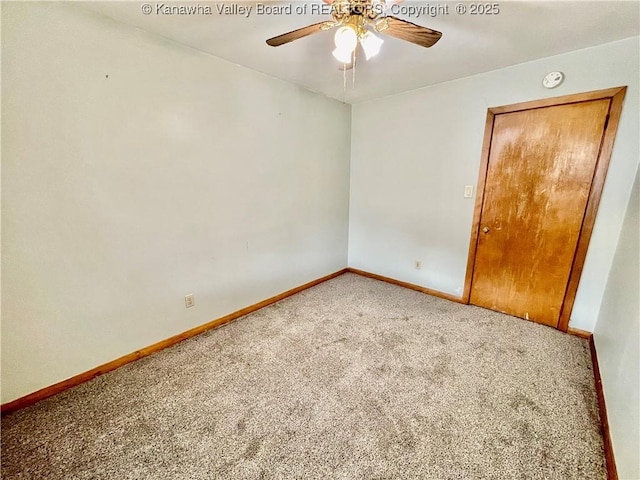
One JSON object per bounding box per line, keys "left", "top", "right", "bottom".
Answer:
{"left": 332, "top": 47, "right": 354, "bottom": 64}
{"left": 265, "top": 2, "right": 444, "bottom": 70}
{"left": 360, "top": 31, "right": 383, "bottom": 60}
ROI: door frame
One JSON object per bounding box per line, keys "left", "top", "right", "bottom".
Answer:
{"left": 462, "top": 86, "right": 627, "bottom": 332}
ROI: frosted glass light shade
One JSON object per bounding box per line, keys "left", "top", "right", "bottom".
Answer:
{"left": 334, "top": 26, "right": 358, "bottom": 51}
{"left": 360, "top": 31, "right": 383, "bottom": 60}
{"left": 332, "top": 47, "right": 353, "bottom": 64}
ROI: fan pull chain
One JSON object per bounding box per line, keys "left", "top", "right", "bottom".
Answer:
{"left": 352, "top": 50, "right": 356, "bottom": 88}
{"left": 343, "top": 61, "right": 347, "bottom": 102}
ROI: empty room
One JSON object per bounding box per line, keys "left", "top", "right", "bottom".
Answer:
{"left": 1, "top": 1, "right": 639, "bottom": 479}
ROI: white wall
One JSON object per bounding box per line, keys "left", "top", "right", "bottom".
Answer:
{"left": 349, "top": 37, "right": 639, "bottom": 332}
{"left": 595, "top": 168, "right": 639, "bottom": 480}
{"left": 1, "top": 2, "right": 351, "bottom": 403}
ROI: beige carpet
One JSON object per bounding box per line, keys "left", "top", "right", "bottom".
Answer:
{"left": 1, "top": 273, "right": 605, "bottom": 479}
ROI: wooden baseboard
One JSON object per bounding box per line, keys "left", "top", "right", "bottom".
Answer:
{"left": 347, "top": 267, "right": 465, "bottom": 304}
{"left": 1, "top": 268, "right": 348, "bottom": 416}
{"left": 567, "top": 327, "right": 593, "bottom": 339}
{"left": 349, "top": 270, "right": 598, "bottom": 340}
{"left": 589, "top": 335, "right": 618, "bottom": 480}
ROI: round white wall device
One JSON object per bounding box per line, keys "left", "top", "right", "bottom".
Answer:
{"left": 543, "top": 71, "right": 564, "bottom": 89}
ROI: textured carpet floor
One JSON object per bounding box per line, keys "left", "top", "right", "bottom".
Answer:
{"left": 1, "top": 273, "right": 605, "bottom": 479}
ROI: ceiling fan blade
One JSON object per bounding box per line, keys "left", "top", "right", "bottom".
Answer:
{"left": 266, "top": 22, "right": 329, "bottom": 46}
{"left": 379, "top": 16, "right": 442, "bottom": 48}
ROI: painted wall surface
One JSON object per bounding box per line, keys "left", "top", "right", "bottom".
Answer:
{"left": 1, "top": 3, "right": 351, "bottom": 403}
{"left": 349, "top": 37, "right": 639, "bottom": 332}
{"left": 595, "top": 168, "right": 640, "bottom": 480}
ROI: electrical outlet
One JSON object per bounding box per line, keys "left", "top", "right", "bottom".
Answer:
{"left": 414, "top": 260, "right": 422, "bottom": 270}
{"left": 184, "top": 294, "right": 195, "bottom": 308}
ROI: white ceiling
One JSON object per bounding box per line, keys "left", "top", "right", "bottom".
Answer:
{"left": 80, "top": 1, "right": 639, "bottom": 103}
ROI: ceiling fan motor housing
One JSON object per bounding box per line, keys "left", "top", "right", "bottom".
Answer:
{"left": 332, "top": 0, "right": 385, "bottom": 22}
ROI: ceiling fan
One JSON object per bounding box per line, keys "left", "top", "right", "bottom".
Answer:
{"left": 266, "top": 0, "right": 442, "bottom": 65}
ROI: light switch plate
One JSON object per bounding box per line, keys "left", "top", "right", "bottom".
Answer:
{"left": 464, "top": 185, "right": 473, "bottom": 198}
{"left": 185, "top": 294, "right": 195, "bottom": 308}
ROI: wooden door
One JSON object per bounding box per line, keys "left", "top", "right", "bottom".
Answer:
{"left": 465, "top": 88, "right": 627, "bottom": 329}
